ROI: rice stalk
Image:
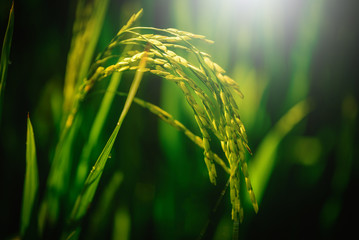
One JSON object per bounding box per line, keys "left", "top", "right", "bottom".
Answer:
{"left": 63, "top": 0, "right": 110, "bottom": 115}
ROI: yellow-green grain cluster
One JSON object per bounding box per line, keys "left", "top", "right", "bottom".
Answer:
{"left": 72, "top": 9, "right": 258, "bottom": 222}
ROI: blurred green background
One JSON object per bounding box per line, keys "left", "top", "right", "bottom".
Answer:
{"left": 0, "top": 0, "right": 358, "bottom": 239}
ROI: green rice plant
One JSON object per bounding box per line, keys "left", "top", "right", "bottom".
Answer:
{"left": 18, "top": 7, "right": 258, "bottom": 239}
{"left": 0, "top": 1, "right": 14, "bottom": 123}
{"left": 73, "top": 8, "right": 258, "bottom": 222}
{"left": 85, "top": 22, "right": 259, "bottom": 222}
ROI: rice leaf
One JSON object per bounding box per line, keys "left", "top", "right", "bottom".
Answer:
{"left": 21, "top": 114, "right": 39, "bottom": 236}
{"left": 64, "top": 120, "right": 121, "bottom": 240}
{"left": 249, "top": 100, "right": 311, "bottom": 203}
{"left": 0, "top": 1, "right": 14, "bottom": 122}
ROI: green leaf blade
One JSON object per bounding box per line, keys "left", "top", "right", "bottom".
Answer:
{"left": 72, "top": 70, "right": 123, "bottom": 205}
{"left": 249, "top": 100, "right": 311, "bottom": 203}
{"left": 21, "top": 114, "right": 39, "bottom": 236}
{"left": 64, "top": 123, "right": 120, "bottom": 240}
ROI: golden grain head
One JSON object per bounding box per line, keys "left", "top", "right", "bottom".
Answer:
{"left": 83, "top": 12, "right": 257, "bottom": 222}
{"left": 203, "top": 57, "right": 214, "bottom": 70}
{"left": 213, "top": 63, "right": 225, "bottom": 73}
{"left": 153, "top": 58, "right": 167, "bottom": 65}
